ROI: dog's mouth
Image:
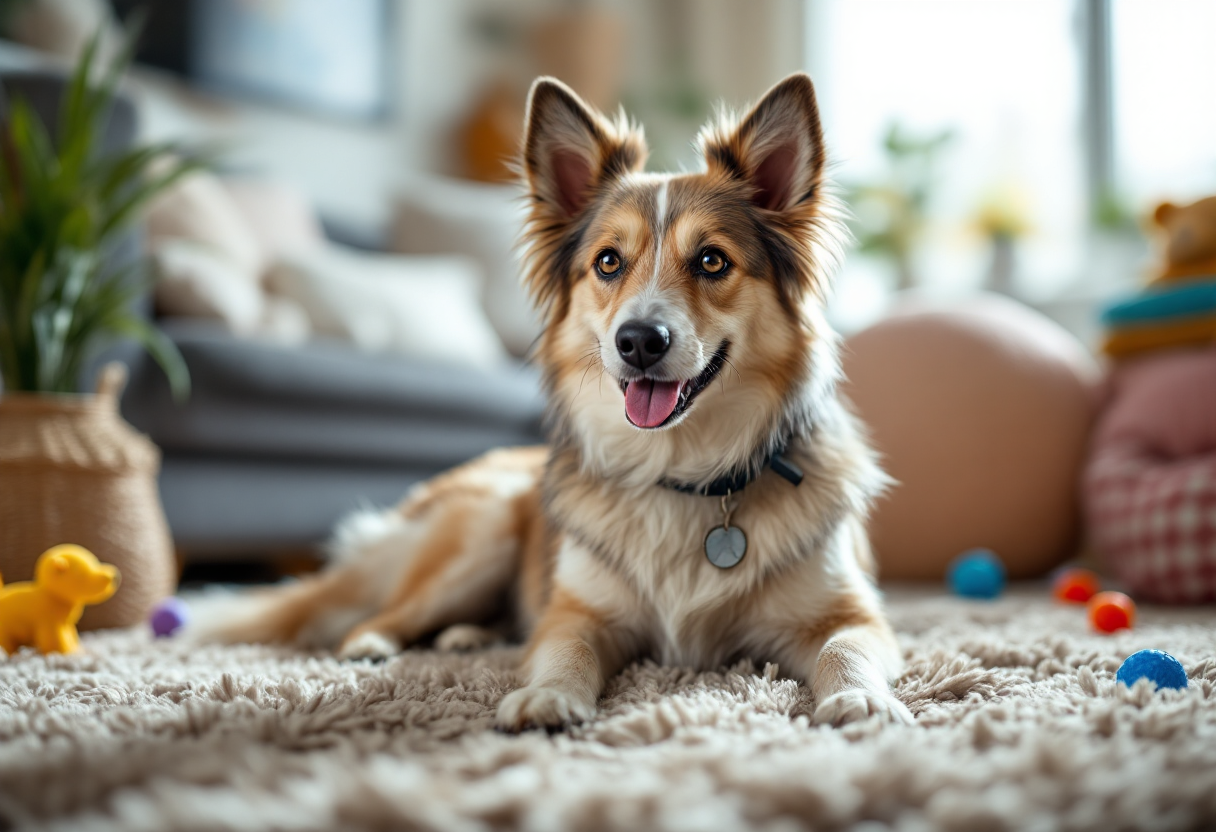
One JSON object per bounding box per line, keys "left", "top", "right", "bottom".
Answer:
{"left": 619, "top": 342, "right": 729, "bottom": 429}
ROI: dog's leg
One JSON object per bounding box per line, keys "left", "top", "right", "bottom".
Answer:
{"left": 803, "top": 619, "right": 912, "bottom": 727}
{"left": 337, "top": 526, "right": 521, "bottom": 660}
{"left": 495, "top": 586, "right": 631, "bottom": 731}
{"left": 768, "top": 586, "right": 911, "bottom": 728}
{"left": 769, "top": 522, "right": 912, "bottom": 727}
{"left": 339, "top": 449, "right": 548, "bottom": 659}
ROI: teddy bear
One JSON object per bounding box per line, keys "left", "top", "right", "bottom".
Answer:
{"left": 0, "top": 545, "right": 120, "bottom": 655}
{"left": 1083, "top": 197, "right": 1216, "bottom": 603}
{"left": 1152, "top": 196, "right": 1216, "bottom": 282}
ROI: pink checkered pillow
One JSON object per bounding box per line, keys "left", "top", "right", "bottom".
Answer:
{"left": 1083, "top": 347, "right": 1216, "bottom": 603}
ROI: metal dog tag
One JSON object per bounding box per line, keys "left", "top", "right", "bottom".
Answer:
{"left": 705, "top": 525, "right": 747, "bottom": 569}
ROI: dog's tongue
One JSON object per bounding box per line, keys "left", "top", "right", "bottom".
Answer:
{"left": 625, "top": 379, "right": 682, "bottom": 428}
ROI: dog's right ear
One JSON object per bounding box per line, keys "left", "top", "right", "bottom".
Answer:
{"left": 523, "top": 78, "right": 645, "bottom": 219}
{"left": 521, "top": 78, "right": 646, "bottom": 318}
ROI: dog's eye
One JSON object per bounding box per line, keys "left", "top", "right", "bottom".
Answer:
{"left": 595, "top": 249, "right": 623, "bottom": 279}
{"left": 698, "top": 248, "right": 729, "bottom": 276}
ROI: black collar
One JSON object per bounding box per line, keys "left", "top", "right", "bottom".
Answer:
{"left": 659, "top": 439, "right": 804, "bottom": 497}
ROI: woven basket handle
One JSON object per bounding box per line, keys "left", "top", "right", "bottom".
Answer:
{"left": 95, "top": 362, "right": 129, "bottom": 408}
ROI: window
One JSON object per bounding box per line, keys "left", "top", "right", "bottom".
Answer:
{"left": 1112, "top": 0, "right": 1216, "bottom": 205}
{"left": 806, "top": 1, "right": 1093, "bottom": 327}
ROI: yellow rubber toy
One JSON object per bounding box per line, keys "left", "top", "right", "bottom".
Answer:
{"left": 0, "top": 545, "right": 120, "bottom": 655}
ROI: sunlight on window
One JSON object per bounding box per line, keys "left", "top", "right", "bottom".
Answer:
{"left": 1113, "top": 0, "right": 1216, "bottom": 204}
{"left": 807, "top": 0, "right": 1086, "bottom": 327}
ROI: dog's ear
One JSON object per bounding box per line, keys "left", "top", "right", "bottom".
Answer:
{"left": 701, "top": 73, "right": 825, "bottom": 213}
{"left": 523, "top": 77, "right": 645, "bottom": 219}
{"left": 700, "top": 74, "right": 839, "bottom": 308}
{"left": 520, "top": 78, "right": 646, "bottom": 319}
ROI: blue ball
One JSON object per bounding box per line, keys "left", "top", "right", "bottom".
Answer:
{"left": 150, "top": 597, "right": 190, "bottom": 638}
{"left": 947, "top": 548, "right": 1006, "bottom": 599}
{"left": 1116, "top": 649, "right": 1188, "bottom": 691}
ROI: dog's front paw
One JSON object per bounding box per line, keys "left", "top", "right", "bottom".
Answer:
{"left": 814, "top": 688, "right": 913, "bottom": 727}
{"left": 338, "top": 631, "right": 400, "bottom": 661}
{"left": 495, "top": 686, "right": 595, "bottom": 732}
{"left": 434, "top": 624, "right": 501, "bottom": 652}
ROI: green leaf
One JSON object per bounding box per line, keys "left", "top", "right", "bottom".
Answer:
{"left": 98, "top": 153, "right": 210, "bottom": 238}
{"left": 107, "top": 314, "right": 190, "bottom": 401}
{"left": 0, "top": 17, "right": 207, "bottom": 395}
{"left": 37, "top": 249, "right": 95, "bottom": 390}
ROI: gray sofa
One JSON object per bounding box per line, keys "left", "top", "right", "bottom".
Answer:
{"left": 121, "top": 320, "right": 545, "bottom": 558}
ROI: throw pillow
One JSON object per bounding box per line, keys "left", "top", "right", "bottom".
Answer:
{"left": 266, "top": 244, "right": 509, "bottom": 370}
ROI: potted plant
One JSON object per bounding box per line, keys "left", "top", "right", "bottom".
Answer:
{"left": 0, "top": 33, "right": 201, "bottom": 630}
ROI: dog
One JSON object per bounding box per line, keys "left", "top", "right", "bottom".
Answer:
{"left": 191, "top": 73, "right": 913, "bottom": 730}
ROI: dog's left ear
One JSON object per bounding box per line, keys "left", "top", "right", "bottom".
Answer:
{"left": 702, "top": 73, "right": 825, "bottom": 213}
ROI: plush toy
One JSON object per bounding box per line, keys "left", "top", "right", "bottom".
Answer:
{"left": 1151, "top": 197, "right": 1216, "bottom": 283}
{"left": 1084, "top": 198, "right": 1216, "bottom": 603}
{"left": 0, "top": 545, "right": 120, "bottom": 655}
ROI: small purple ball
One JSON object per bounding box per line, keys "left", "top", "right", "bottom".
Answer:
{"left": 150, "top": 597, "right": 189, "bottom": 638}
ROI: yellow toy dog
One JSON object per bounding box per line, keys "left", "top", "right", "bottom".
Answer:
{"left": 0, "top": 545, "right": 120, "bottom": 655}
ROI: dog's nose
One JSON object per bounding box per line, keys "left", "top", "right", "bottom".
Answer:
{"left": 615, "top": 321, "right": 670, "bottom": 370}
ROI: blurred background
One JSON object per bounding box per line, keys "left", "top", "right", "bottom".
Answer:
{"left": 2, "top": 0, "right": 1206, "bottom": 335}
{"left": 0, "top": 0, "right": 1206, "bottom": 567}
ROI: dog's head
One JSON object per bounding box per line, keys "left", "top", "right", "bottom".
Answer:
{"left": 520, "top": 74, "right": 845, "bottom": 487}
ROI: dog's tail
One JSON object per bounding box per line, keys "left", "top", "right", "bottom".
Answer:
{"left": 182, "top": 575, "right": 337, "bottom": 648}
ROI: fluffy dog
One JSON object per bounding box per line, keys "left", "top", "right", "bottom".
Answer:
{"left": 193, "top": 73, "right": 912, "bottom": 729}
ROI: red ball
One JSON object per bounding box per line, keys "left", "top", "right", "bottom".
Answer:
{"left": 1088, "top": 591, "right": 1136, "bottom": 633}
{"left": 1052, "top": 568, "right": 1101, "bottom": 603}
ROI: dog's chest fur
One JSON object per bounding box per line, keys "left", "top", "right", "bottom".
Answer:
{"left": 543, "top": 436, "right": 868, "bottom": 669}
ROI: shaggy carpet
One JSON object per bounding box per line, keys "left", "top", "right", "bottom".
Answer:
{"left": 2, "top": 587, "right": 1216, "bottom": 832}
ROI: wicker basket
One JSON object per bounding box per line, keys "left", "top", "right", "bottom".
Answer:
{"left": 0, "top": 364, "right": 175, "bottom": 630}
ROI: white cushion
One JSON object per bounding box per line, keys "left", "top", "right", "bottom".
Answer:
{"left": 258, "top": 296, "right": 313, "bottom": 347}
{"left": 266, "top": 244, "right": 510, "bottom": 370}
{"left": 391, "top": 174, "right": 540, "bottom": 357}
{"left": 153, "top": 240, "right": 264, "bottom": 335}
{"left": 146, "top": 170, "right": 264, "bottom": 276}
{"left": 221, "top": 178, "right": 327, "bottom": 265}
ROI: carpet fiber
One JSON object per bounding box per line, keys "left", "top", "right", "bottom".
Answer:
{"left": 3, "top": 587, "right": 1216, "bottom": 831}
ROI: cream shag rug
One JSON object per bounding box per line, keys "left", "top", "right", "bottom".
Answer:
{"left": 2, "top": 587, "right": 1216, "bottom": 832}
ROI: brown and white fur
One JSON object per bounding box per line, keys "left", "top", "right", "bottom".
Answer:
{"left": 191, "top": 74, "right": 912, "bottom": 730}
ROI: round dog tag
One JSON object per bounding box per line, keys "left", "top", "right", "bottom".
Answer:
{"left": 705, "top": 525, "right": 747, "bottom": 569}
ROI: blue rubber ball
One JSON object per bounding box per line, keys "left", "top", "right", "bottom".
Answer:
{"left": 1116, "top": 649, "right": 1188, "bottom": 691}
{"left": 947, "top": 548, "right": 1006, "bottom": 599}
